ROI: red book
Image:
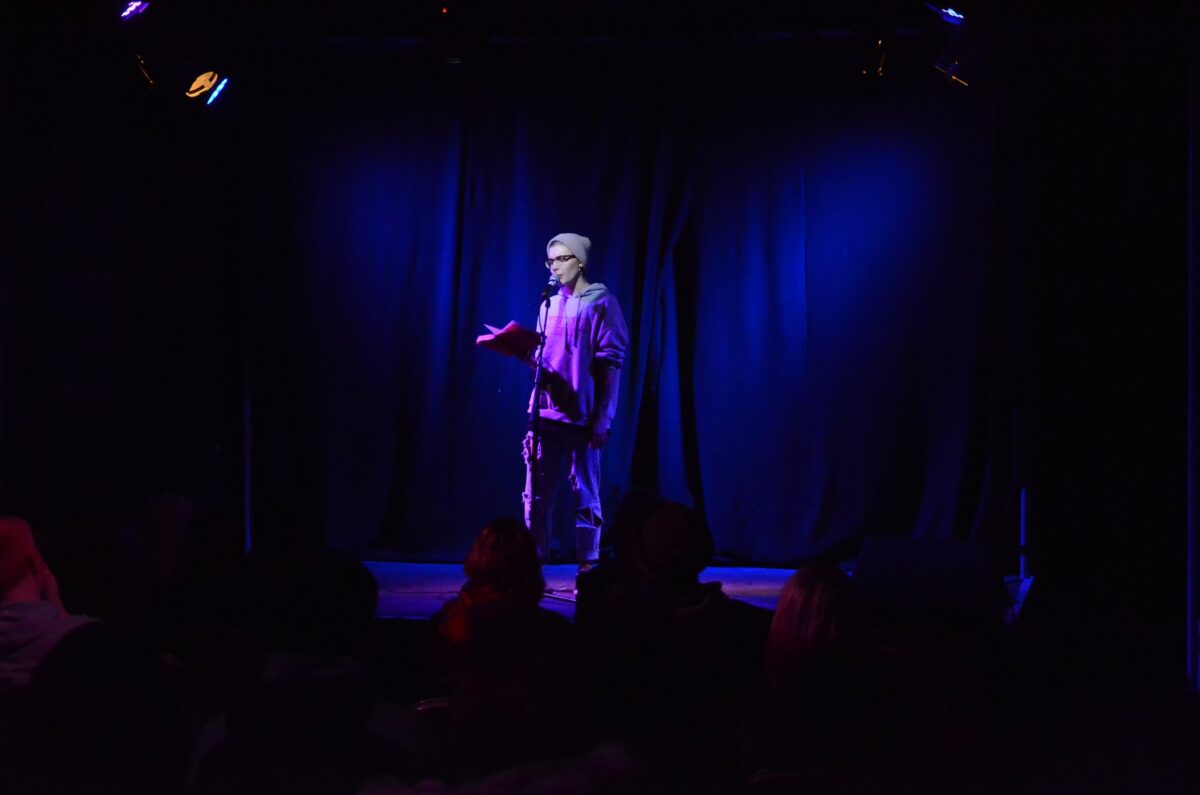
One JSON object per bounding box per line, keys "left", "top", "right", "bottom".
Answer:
{"left": 475, "top": 321, "right": 540, "bottom": 358}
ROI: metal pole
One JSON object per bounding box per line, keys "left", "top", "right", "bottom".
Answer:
{"left": 1187, "top": 37, "right": 1199, "bottom": 692}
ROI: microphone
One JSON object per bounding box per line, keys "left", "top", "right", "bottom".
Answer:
{"left": 539, "top": 275, "right": 559, "bottom": 302}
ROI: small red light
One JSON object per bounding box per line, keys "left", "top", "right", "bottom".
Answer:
{"left": 442, "top": 6, "right": 448, "bottom": 13}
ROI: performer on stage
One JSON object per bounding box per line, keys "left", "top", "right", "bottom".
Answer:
{"left": 522, "top": 233, "right": 628, "bottom": 573}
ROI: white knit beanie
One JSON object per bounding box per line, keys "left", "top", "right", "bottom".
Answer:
{"left": 547, "top": 233, "right": 591, "bottom": 266}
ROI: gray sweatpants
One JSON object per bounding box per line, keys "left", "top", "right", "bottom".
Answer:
{"left": 522, "top": 421, "right": 602, "bottom": 563}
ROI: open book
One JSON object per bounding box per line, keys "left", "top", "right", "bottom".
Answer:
{"left": 475, "top": 321, "right": 540, "bottom": 359}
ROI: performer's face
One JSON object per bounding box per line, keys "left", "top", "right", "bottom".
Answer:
{"left": 547, "top": 242, "right": 583, "bottom": 284}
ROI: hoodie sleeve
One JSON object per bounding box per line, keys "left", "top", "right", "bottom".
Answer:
{"left": 592, "top": 294, "right": 628, "bottom": 371}
{"left": 590, "top": 294, "right": 628, "bottom": 432}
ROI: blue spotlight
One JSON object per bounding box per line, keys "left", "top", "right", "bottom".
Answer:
{"left": 120, "top": 2, "right": 150, "bottom": 20}
{"left": 206, "top": 77, "right": 229, "bottom": 106}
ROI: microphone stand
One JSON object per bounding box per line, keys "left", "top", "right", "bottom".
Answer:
{"left": 528, "top": 283, "right": 555, "bottom": 561}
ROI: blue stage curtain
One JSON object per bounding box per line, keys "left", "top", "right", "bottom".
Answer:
{"left": 253, "top": 55, "right": 1013, "bottom": 564}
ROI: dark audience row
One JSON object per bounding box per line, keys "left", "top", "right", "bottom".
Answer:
{"left": 1, "top": 493, "right": 1198, "bottom": 795}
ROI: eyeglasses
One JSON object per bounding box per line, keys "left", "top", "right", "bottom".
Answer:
{"left": 544, "top": 254, "right": 577, "bottom": 269}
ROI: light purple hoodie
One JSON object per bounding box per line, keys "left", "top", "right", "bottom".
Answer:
{"left": 528, "top": 282, "right": 628, "bottom": 433}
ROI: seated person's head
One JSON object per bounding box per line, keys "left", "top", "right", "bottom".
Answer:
{"left": 623, "top": 501, "right": 713, "bottom": 594}
{"left": 609, "top": 488, "right": 665, "bottom": 554}
{"left": 24, "top": 622, "right": 186, "bottom": 794}
{"left": 241, "top": 547, "right": 379, "bottom": 658}
{"left": 462, "top": 517, "right": 545, "bottom": 604}
{"left": 766, "top": 562, "right": 864, "bottom": 689}
{"left": 130, "top": 492, "right": 194, "bottom": 586}
{"left": 1, "top": 517, "right": 44, "bottom": 604}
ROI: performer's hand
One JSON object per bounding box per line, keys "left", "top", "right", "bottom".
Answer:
{"left": 589, "top": 427, "right": 610, "bottom": 450}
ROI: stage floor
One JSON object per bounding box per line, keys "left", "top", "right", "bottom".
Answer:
{"left": 365, "top": 562, "right": 1035, "bottom": 622}
{"left": 365, "top": 562, "right": 793, "bottom": 620}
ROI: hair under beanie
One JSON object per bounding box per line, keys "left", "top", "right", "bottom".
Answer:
{"left": 547, "top": 233, "right": 591, "bottom": 266}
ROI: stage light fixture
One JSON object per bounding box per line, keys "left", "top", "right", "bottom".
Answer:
{"left": 926, "top": 2, "right": 990, "bottom": 87}
{"left": 206, "top": 77, "right": 229, "bottom": 106}
{"left": 121, "top": 1, "right": 150, "bottom": 20}
{"left": 927, "top": 4, "right": 966, "bottom": 26}
{"left": 186, "top": 71, "right": 220, "bottom": 99}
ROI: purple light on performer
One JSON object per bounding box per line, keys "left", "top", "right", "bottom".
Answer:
{"left": 120, "top": 2, "right": 150, "bottom": 20}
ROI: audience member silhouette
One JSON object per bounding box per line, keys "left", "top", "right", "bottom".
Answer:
{"left": 425, "top": 518, "right": 588, "bottom": 783}
{"left": 427, "top": 516, "right": 548, "bottom": 685}
{"left": 764, "top": 562, "right": 865, "bottom": 694}
{"left": 0, "top": 517, "right": 92, "bottom": 698}
{"left": 575, "top": 494, "right": 771, "bottom": 794}
{"left": 188, "top": 547, "right": 405, "bottom": 795}
{"left": 744, "top": 562, "right": 942, "bottom": 795}
{"left": 14, "top": 621, "right": 187, "bottom": 795}
{"left": 108, "top": 493, "right": 256, "bottom": 717}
